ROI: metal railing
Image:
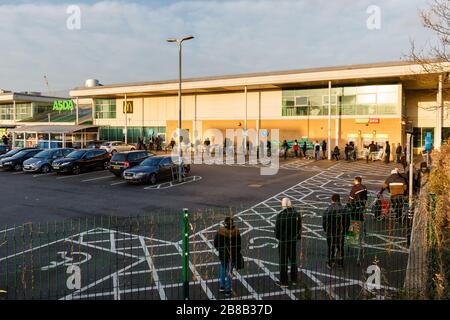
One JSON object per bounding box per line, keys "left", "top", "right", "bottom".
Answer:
{"left": 0, "top": 199, "right": 427, "bottom": 300}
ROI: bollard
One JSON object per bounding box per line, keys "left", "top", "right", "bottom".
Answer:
{"left": 182, "top": 209, "right": 190, "bottom": 300}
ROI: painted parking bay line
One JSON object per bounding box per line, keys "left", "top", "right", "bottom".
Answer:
{"left": 56, "top": 171, "right": 108, "bottom": 180}
{"left": 110, "top": 181, "right": 127, "bottom": 186}
{"left": 33, "top": 173, "right": 56, "bottom": 178}
{"left": 83, "top": 175, "right": 116, "bottom": 183}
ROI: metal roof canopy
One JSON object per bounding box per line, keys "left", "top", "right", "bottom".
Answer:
{"left": 8, "top": 124, "right": 99, "bottom": 134}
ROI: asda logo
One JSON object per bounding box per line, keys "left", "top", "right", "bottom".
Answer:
{"left": 53, "top": 100, "right": 74, "bottom": 111}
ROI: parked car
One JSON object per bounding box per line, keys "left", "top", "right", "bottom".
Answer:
{"left": 86, "top": 140, "right": 107, "bottom": 149}
{"left": 23, "top": 148, "right": 74, "bottom": 174}
{"left": 123, "top": 156, "right": 190, "bottom": 185}
{"left": 0, "top": 149, "right": 43, "bottom": 171}
{"left": 52, "top": 149, "right": 111, "bottom": 175}
{"left": 100, "top": 141, "right": 136, "bottom": 154}
{"left": 0, "top": 147, "right": 37, "bottom": 161}
{"left": 109, "top": 151, "right": 153, "bottom": 177}
{"left": 0, "top": 144, "right": 10, "bottom": 155}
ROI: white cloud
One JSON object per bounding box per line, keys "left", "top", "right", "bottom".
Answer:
{"left": 0, "top": 0, "right": 432, "bottom": 92}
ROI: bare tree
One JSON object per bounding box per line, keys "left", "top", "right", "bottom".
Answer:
{"left": 410, "top": 0, "right": 450, "bottom": 73}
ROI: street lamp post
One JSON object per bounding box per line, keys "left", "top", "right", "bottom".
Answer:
{"left": 167, "top": 35, "right": 194, "bottom": 183}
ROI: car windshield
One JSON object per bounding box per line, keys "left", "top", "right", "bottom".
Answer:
{"left": 101, "top": 142, "right": 111, "bottom": 147}
{"left": 111, "top": 154, "right": 127, "bottom": 162}
{"left": 3, "top": 149, "right": 20, "bottom": 157}
{"left": 141, "top": 158, "right": 162, "bottom": 167}
{"left": 65, "top": 150, "right": 86, "bottom": 159}
{"left": 11, "top": 150, "right": 29, "bottom": 158}
{"left": 34, "top": 150, "right": 53, "bottom": 159}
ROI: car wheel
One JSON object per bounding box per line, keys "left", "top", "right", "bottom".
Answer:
{"left": 72, "top": 165, "right": 81, "bottom": 175}
{"left": 149, "top": 173, "right": 157, "bottom": 185}
{"left": 130, "top": 148, "right": 136, "bottom": 151}
{"left": 104, "top": 162, "right": 110, "bottom": 170}
{"left": 112, "top": 150, "right": 117, "bottom": 154}
{"left": 14, "top": 163, "right": 22, "bottom": 171}
{"left": 41, "top": 164, "right": 51, "bottom": 174}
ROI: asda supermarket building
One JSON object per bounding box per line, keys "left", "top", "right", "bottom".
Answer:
{"left": 2, "top": 61, "right": 449, "bottom": 153}
{"left": 0, "top": 90, "right": 98, "bottom": 148}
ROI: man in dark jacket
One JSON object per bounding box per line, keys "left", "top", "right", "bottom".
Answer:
{"left": 214, "top": 217, "right": 242, "bottom": 297}
{"left": 395, "top": 144, "right": 402, "bottom": 164}
{"left": 322, "top": 140, "right": 327, "bottom": 160}
{"left": 384, "top": 141, "right": 391, "bottom": 164}
{"left": 379, "top": 168, "right": 408, "bottom": 220}
{"left": 348, "top": 177, "right": 368, "bottom": 221}
{"left": 275, "top": 198, "right": 302, "bottom": 287}
{"left": 323, "top": 194, "right": 351, "bottom": 269}
{"left": 302, "top": 141, "right": 307, "bottom": 158}
{"left": 368, "top": 141, "right": 377, "bottom": 162}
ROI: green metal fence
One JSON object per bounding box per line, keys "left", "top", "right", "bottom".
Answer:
{"left": 0, "top": 199, "right": 424, "bottom": 300}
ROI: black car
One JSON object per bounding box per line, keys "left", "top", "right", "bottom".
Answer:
{"left": 109, "top": 151, "right": 153, "bottom": 177}
{"left": 23, "top": 148, "right": 74, "bottom": 174}
{"left": 52, "top": 149, "right": 111, "bottom": 175}
{"left": 123, "top": 156, "right": 190, "bottom": 184}
{"left": 0, "top": 149, "right": 43, "bottom": 171}
{"left": 0, "top": 147, "right": 36, "bottom": 161}
{"left": 0, "top": 145, "right": 10, "bottom": 155}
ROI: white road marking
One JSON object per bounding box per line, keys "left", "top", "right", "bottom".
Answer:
{"left": 56, "top": 171, "right": 107, "bottom": 180}
{"left": 139, "top": 236, "right": 167, "bottom": 300}
{"left": 33, "top": 173, "right": 55, "bottom": 178}
{"left": 110, "top": 181, "right": 127, "bottom": 186}
{"left": 82, "top": 175, "right": 115, "bottom": 182}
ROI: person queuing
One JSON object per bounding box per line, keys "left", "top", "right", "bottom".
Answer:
{"left": 282, "top": 140, "right": 290, "bottom": 160}
{"left": 322, "top": 194, "right": 351, "bottom": 270}
{"left": 2, "top": 135, "right": 8, "bottom": 146}
{"left": 274, "top": 198, "right": 302, "bottom": 288}
{"left": 293, "top": 140, "right": 299, "bottom": 158}
{"left": 348, "top": 177, "right": 368, "bottom": 221}
{"left": 384, "top": 141, "right": 391, "bottom": 164}
{"left": 332, "top": 146, "right": 340, "bottom": 161}
{"left": 322, "top": 140, "right": 327, "bottom": 160}
{"left": 169, "top": 138, "right": 176, "bottom": 151}
{"left": 368, "top": 141, "right": 377, "bottom": 162}
{"left": 344, "top": 144, "right": 350, "bottom": 161}
{"left": 395, "top": 143, "right": 403, "bottom": 164}
{"left": 314, "top": 141, "right": 321, "bottom": 161}
{"left": 213, "top": 217, "right": 242, "bottom": 298}
{"left": 302, "top": 141, "right": 307, "bottom": 158}
{"left": 379, "top": 168, "right": 408, "bottom": 220}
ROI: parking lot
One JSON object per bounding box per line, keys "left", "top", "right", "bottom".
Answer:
{"left": 0, "top": 158, "right": 328, "bottom": 226}
{"left": 0, "top": 158, "right": 410, "bottom": 300}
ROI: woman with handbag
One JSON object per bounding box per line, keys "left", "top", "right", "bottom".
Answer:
{"left": 214, "top": 217, "right": 242, "bottom": 298}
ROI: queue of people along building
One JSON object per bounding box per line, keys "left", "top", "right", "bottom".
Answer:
{"left": 1, "top": 61, "right": 450, "bottom": 156}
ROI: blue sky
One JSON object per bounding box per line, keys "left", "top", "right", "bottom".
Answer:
{"left": 0, "top": 0, "right": 434, "bottom": 92}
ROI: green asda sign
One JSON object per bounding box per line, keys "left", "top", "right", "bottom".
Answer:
{"left": 53, "top": 100, "right": 74, "bottom": 111}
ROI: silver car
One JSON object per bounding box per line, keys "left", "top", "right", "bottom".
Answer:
{"left": 100, "top": 141, "right": 136, "bottom": 154}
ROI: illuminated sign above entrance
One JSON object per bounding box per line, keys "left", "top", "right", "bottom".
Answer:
{"left": 53, "top": 100, "right": 74, "bottom": 112}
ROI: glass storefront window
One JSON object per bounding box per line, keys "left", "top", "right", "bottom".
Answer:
{"left": 282, "top": 84, "right": 401, "bottom": 117}
{"left": 94, "top": 99, "right": 117, "bottom": 119}
{"left": 443, "top": 128, "right": 450, "bottom": 145}
{"left": 0, "top": 104, "right": 14, "bottom": 120}
{"left": 413, "top": 127, "right": 434, "bottom": 148}
{"left": 25, "top": 133, "right": 37, "bottom": 147}
{"left": 15, "top": 103, "right": 32, "bottom": 121}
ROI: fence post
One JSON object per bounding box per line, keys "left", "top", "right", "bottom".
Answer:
{"left": 182, "top": 208, "right": 190, "bottom": 300}
{"left": 427, "top": 193, "right": 437, "bottom": 297}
